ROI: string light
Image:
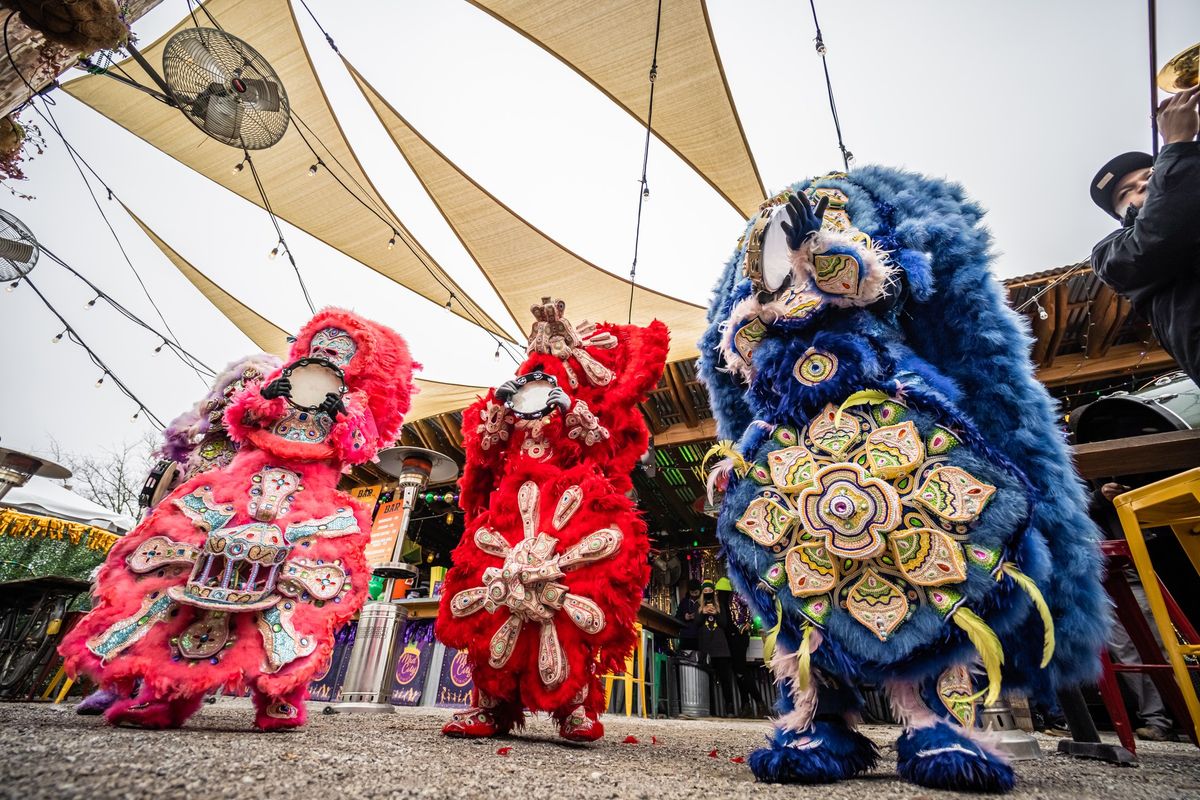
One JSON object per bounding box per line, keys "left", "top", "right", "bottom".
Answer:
{"left": 94, "top": 372, "right": 106, "bottom": 388}
{"left": 5, "top": 280, "right": 18, "bottom": 292}
{"left": 445, "top": 294, "right": 454, "bottom": 309}
{"left": 494, "top": 345, "right": 501, "bottom": 362}
{"left": 232, "top": 159, "right": 245, "bottom": 174}
{"left": 131, "top": 408, "right": 141, "bottom": 422}
{"left": 269, "top": 244, "right": 280, "bottom": 260}
{"left": 85, "top": 296, "right": 98, "bottom": 309}
{"left": 642, "top": 185, "right": 650, "bottom": 199}
{"left": 52, "top": 330, "right": 64, "bottom": 343}
{"left": 152, "top": 340, "right": 165, "bottom": 356}
{"left": 445, "top": 512, "right": 454, "bottom": 525}
{"left": 1035, "top": 301, "right": 1048, "bottom": 321}
{"left": 387, "top": 232, "right": 396, "bottom": 250}
{"left": 308, "top": 163, "right": 320, "bottom": 176}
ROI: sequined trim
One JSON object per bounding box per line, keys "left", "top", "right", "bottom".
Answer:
{"left": 558, "top": 527, "right": 622, "bottom": 570}
{"left": 126, "top": 536, "right": 198, "bottom": 573}
{"left": 248, "top": 467, "right": 303, "bottom": 523}
{"left": 864, "top": 421, "right": 925, "bottom": 479}
{"left": 308, "top": 326, "right": 357, "bottom": 367}
{"left": 488, "top": 614, "right": 524, "bottom": 668}
{"left": 174, "top": 486, "right": 236, "bottom": 532}
{"left": 517, "top": 482, "right": 539, "bottom": 540}
{"left": 913, "top": 467, "right": 996, "bottom": 523}
{"left": 284, "top": 508, "right": 359, "bottom": 542}
{"left": 937, "top": 664, "right": 977, "bottom": 728}
{"left": 797, "top": 463, "right": 901, "bottom": 560}
{"left": 177, "top": 611, "right": 230, "bottom": 658}
{"left": 257, "top": 601, "right": 316, "bottom": 672}
{"left": 785, "top": 542, "right": 837, "bottom": 597}
{"left": 552, "top": 485, "right": 584, "bottom": 530}
{"left": 561, "top": 594, "right": 606, "bottom": 634}
{"left": 889, "top": 529, "right": 967, "bottom": 587}
{"left": 477, "top": 402, "right": 512, "bottom": 451}
{"left": 807, "top": 404, "right": 862, "bottom": 457}
{"left": 538, "top": 621, "right": 568, "bottom": 688}
{"left": 87, "top": 593, "right": 174, "bottom": 661}
{"left": 565, "top": 400, "right": 610, "bottom": 447}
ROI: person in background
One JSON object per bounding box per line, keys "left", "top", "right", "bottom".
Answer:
{"left": 697, "top": 580, "right": 736, "bottom": 717}
{"left": 721, "top": 578, "right": 766, "bottom": 717}
{"left": 1089, "top": 85, "right": 1200, "bottom": 385}
{"left": 675, "top": 578, "right": 702, "bottom": 651}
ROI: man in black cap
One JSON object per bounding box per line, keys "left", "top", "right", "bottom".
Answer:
{"left": 1090, "top": 85, "right": 1200, "bottom": 385}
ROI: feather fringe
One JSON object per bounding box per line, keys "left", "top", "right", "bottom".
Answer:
{"left": 833, "top": 389, "right": 891, "bottom": 428}
{"left": 952, "top": 608, "right": 1005, "bottom": 706}
{"left": 702, "top": 441, "right": 749, "bottom": 479}
{"left": 796, "top": 623, "right": 815, "bottom": 692}
{"left": 1000, "top": 563, "right": 1055, "bottom": 668}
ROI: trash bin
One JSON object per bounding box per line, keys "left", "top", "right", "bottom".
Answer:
{"left": 677, "top": 651, "right": 710, "bottom": 718}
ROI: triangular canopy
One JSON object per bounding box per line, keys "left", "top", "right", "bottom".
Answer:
{"left": 65, "top": 0, "right": 512, "bottom": 339}
{"left": 346, "top": 59, "right": 707, "bottom": 363}
{"left": 468, "top": 0, "right": 764, "bottom": 216}
{"left": 124, "top": 205, "right": 487, "bottom": 422}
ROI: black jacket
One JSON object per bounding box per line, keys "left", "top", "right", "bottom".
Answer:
{"left": 1091, "top": 141, "right": 1200, "bottom": 385}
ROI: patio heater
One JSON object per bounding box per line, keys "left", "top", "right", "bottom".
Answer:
{"left": 0, "top": 447, "right": 70, "bottom": 503}
{"left": 335, "top": 446, "right": 458, "bottom": 713}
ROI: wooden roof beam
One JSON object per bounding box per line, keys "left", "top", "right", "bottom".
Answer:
{"left": 665, "top": 362, "right": 700, "bottom": 429}
{"left": 1040, "top": 282, "right": 1071, "bottom": 368}
{"left": 653, "top": 418, "right": 717, "bottom": 447}
{"left": 1036, "top": 342, "right": 1175, "bottom": 386}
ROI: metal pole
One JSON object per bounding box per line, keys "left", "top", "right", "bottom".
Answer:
{"left": 1148, "top": 0, "right": 1160, "bottom": 157}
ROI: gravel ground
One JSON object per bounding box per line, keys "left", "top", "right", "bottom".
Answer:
{"left": 0, "top": 700, "right": 1197, "bottom": 799}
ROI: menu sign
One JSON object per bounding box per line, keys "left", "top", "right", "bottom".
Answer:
{"left": 364, "top": 497, "right": 406, "bottom": 567}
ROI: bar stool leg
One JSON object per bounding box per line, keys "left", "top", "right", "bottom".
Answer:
{"left": 1097, "top": 649, "right": 1137, "bottom": 754}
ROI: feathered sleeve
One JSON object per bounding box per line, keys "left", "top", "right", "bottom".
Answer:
{"left": 330, "top": 391, "right": 379, "bottom": 465}
{"left": 223, "top": 382, "right": 288, "bottom": 445}
{"left": 458, "top": 391, "right": 506, "bottom": 517}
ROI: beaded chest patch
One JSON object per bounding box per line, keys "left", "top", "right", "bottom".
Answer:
{"left": 732, "top": 396, "right": 1003, "bottom": 642}
{"left": 449, "top": 481, "right": 622, "bottom": 689}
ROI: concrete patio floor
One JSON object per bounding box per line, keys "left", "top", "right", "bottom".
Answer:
{"left": 0, "top": 700, "right": 1197, "bottom": 799}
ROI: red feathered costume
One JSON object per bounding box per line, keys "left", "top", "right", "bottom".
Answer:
{"left": 436, "top": 298, "right": 668, "bottom": 742}
{"left": 59, "top": 309, "right": 415, "bottom": 730}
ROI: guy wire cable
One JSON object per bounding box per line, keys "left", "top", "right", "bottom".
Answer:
{"left": 628, "top": 0, "right": 663, "bottom": 325}
{"left": 807, "top": 0, "right": 853, "bottom": 171}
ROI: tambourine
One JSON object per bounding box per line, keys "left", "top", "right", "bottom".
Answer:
{"left": 280, "top": 356, "right": 347, "bottom": 413}
{"left": 496, "top": 371, "right": 560, "bottom": 421}
{"left": 139, "top": 459, "right": 180, "bottom": 509}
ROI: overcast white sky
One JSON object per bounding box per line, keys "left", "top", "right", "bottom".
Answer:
{"left": 1, "top": 0, "right": 1197, "bottom": 465}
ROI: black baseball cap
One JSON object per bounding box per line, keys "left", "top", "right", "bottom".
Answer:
{"left": 1090, "top": 151, "right": 1154, "bottom": 219}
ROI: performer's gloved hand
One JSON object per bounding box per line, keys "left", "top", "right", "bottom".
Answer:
{"left": 261, "top": 377, "right": 292, "bottom": 400}
{"left": 319, "top": 392, "right": 346, "bottom": 419}
{"left": 780, "top": 192, "right": 829, "bottom": 250}
{"left": 547, "top": 386, "right": 571, "bottom": 412}
{"left": 494, "top": 379, "right": 520, "bottom": 403}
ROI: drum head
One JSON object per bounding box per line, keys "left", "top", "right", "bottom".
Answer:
{"left": 505, "top": 371, "right": 558, "bottom": 420}
{"left": 282, "top": 357, "right": 347, "bottom": 411}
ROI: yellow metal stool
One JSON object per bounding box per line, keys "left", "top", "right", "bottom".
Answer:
{"left": 602, "top": 623, "right": 647, "bottom": 717}
{"left": 1113, "top": 467, "right": 1200, "bottom": 745}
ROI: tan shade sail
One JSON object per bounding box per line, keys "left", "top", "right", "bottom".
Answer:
{"left": 65, "top": 0, "right": 513, "bottom": 340}
{"left": 468, "top": 0, "right": 764, "bottom": 216}
{"left": 346, "top": 60, "right": 706, "bottom": 363}
{"left": 124, "top": 203, "right": 488, "bottom": 422}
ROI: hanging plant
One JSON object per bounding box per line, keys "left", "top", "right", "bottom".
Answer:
{"left": 0, "top": 113, "right": 45, "bottom": 199}
{"left": 0, "top": 0, "right": 129, "bottom": 55}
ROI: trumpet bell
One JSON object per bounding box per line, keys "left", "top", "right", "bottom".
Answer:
{"left": 1157, "top": 42, "right": 1199, "bottom": 94}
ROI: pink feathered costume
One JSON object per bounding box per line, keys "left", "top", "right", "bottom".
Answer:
{"left": 59, "top": 309, "right": 415, "bottom": 730}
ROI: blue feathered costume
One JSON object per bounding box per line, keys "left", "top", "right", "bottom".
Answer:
{"left": 698, "top": 167, "right": 1108, "bottom": 792}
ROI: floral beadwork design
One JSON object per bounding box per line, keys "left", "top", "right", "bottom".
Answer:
{"left": 477, "top": 402, "right": 512, "bottom": 451}
{"left": 794, "top": 348, "right": 839, "bottom": 386}
{"left": 564, "top": 400, "right": 610, "bottom": 446}
{"left": 732, "top": 396, "right": 1000, "bottom": 641}
{"left": 449, "top": 481, "right": 621, "bottom": 689}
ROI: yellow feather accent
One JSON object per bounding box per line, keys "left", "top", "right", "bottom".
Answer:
{"left": 762, "top": 598, "right": 783, "bottom": 667}
{"left": 796, "top": 623, "right": 814, "bottom": 692}
{"left": 833, "top": 389, "right": 891, "bottom": 427}
{"left": 1000, "top": 563, "right": 1055, "bottom": 668}
{"left": 952, "top": 607, "right": 1005, "bottom": 706}
{"left": 701, "top": 440, "right": 749, "bottom": 478}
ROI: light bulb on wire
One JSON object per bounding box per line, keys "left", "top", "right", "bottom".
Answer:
{"left": 152, "top": 342, "right": 165, "bottom": 356}
{"left": 52, "top": 331, "right": 64, "bottom": 344}
{"left": 494, "top": 345, "right": 501, "bottom": 362}
{"left": 387, "top": 232, "right": 397, "bottom": 250}
{"left": 95, "top": 373, "right": 106, "bottom": 388}
{"left": 232, "top": 159, "right": 245, "bottom": 174}
{"left": 1036, "top": 302, "right": 1048, "bottom": 321}
{"left": 269, "top": 244, "right": 280, "bottom": 260}
{"left": 131, "top": 409, "right": 141, "bottom": 422}
{"left": 85, "top": 296, "right": 98, "bottom": 309}
{"left": 308, "top": 163, "right": 319, "bottom": 176}
{"left": 5, "top": 280, "right": 17, "bottom": 292}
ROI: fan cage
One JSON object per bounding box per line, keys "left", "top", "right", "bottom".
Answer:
{"left": 0, "top": 209, "right": 39, "bottom": 282}
{"left": 162, "top": 27, "right": 290, "bottom": 151}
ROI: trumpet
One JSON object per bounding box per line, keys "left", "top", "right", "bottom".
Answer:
{"left": 1157, "top": 42, "right": 1199, "bottom": 94}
